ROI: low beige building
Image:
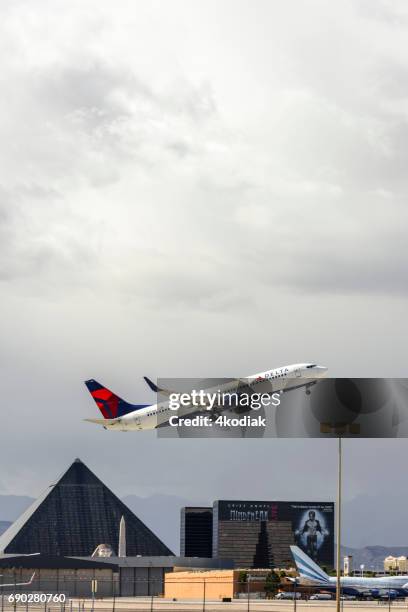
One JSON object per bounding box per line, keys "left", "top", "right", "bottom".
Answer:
{"left": 164, "top": 569, "right": 272, "bottom": 600}
{"left": 397, "top": 556, "right": 408, "bottom": 572}
{"left": 384, "top": 555, "right": 408, "bottom": 573}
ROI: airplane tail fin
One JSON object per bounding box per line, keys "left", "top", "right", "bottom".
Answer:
{"left": 290, "top": 546, "right": 330, "bottom": 584}
{"left": 84, "top": 380, "right": 149, "bottom": 419}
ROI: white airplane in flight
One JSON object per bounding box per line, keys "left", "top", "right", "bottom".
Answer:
{"left": 84, "top": 363, "right": 328, "bottom": 432}
{"left": 291, "top": 546, "right": 408, "bottom": 596}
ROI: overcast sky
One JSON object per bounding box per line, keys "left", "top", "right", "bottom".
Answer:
{"left": 1, "top": 0, "right": 408, "bottom": 549}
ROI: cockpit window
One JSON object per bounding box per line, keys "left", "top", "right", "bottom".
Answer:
{"left": 306, "top": 364, "right": 317, "bottom": 368}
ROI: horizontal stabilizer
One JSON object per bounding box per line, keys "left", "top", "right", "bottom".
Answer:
{"left": 84, "top": 417, "right": 119, "bottom": 426}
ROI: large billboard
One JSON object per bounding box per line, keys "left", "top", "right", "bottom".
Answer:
{"left": 214, "top": 500, "right": 334, "bottom": 567}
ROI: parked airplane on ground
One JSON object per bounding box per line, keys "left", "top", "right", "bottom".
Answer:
{"left": 84, "top": 363, "right": 328, "bottom": 432}
{"left": 290, "top": 546, "right": 408, "bottom": 596}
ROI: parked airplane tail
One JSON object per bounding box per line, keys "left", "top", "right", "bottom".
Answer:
{"left": 290, "top": 546, "right": 331, "bottom": 584}
{"left": 84, "top": 380, "right": 150, "bottom": 419}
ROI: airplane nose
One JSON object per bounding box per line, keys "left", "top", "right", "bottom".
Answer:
{"left": 316, "top": 366, "right": 329, "bottom": 376}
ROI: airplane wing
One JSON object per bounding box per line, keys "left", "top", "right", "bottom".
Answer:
{"left": 0, "top": 572, "right": 35, "bottom": 588}
{"left": 143, "top": 377, "right": 173, "bottom": 396}
{"left": 146, "top": 378, "right": 240, "bottom": 398}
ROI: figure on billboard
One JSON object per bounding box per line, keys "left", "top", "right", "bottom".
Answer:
{"left": 301, "top": 511, "right": 322, "bottom": 559}
{"left": 295, "top": 509, "right": 329, "bottom": 561}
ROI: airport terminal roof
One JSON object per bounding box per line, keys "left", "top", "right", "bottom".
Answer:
{"left": 0, "top": 555, "right": 118, "bottom": 570}
{"left": 0, "top": 555, "right": 233, "bottom": 571}
{"left": 77, "top": 556, "right": 234, "bottom": 569}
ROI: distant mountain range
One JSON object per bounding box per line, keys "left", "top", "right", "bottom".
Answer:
{"left": 0, "top": 521, "right": 12, "bottom": 536}
{"left": 0, "top": 495, "right": 35, "bottom": 522}
{"left": 341, "top": 545, "right": 408, "bottom": 570}
{"left": 1, "top": 493, "right": 408, "bottom": 564}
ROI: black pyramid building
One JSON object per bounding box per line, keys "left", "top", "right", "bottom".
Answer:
{"left": 0, "top": 458, "right": 173, "bottom": 557}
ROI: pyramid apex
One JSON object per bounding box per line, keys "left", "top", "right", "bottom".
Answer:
{"left": 74, "top": 458, "right": 83, "bottom": 463}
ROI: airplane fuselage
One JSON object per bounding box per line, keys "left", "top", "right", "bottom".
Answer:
{"left": 306, "top": 575, "right": 408, "bottom": 596}
{"left": 290, "top": 545, "right": 408, "bottom": 597}
{"left": 94, "top": 363, "right": 327, "bottom": 432}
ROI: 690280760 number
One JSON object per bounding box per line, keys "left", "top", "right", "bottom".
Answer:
{"left": 8, "top": 593, "right": 66, "bottom": 604}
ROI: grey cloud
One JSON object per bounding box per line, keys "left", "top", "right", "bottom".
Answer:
{"left": 355, "top": 0, "right": 408, "bottom": 26}
{"left": 285, "top": 245, "right": 408, "bottom": 296}
{"left": 166, "top": 141, "right": 193, "bottom": 158}
{"left": 0, "top": 54, "right": 219, "bottom": 197}
{"left": 0, "top": 185, "right": 99, "bottom": 288}
{"left": 36, "top": 63, "right": 147, "bottom": 119}
{"left": 1, "top": 0, "right": 408, "bottom": 553}
{"left": 111, "top": 253, "right": 254, "bottom": 313}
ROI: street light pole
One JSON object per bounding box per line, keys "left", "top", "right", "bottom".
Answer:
{"left": 294, "top": 578, "right": 298, "bottom": 612}
{"left": 203, "top": 579, "right": 206, "bottom": 612}
{"left": 336, "top": 436, "right": 342, "bottom": 612}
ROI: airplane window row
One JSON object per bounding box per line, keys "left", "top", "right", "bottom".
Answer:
{"left": 147, "top": 407, "right": 170, "bottom": 416}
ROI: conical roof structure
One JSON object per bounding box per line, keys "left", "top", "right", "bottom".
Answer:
{"left": 0, "top": 458, "right": 173, "bottom": 557}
